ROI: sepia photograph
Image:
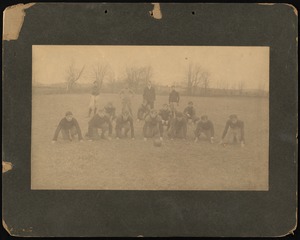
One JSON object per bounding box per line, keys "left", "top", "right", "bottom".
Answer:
{"left": 31, "top": 45, "right": 269, "bottom": 190}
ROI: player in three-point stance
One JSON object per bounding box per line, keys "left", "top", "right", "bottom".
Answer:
{"left": 159, "top": 104, "right": 172, "bottom": 129}
{"left": 115, "top": 110, "right": 135, "bottom": 140}
{"left": 85, "top": 109, "right": 112, "bottom": 141}
{"left": 220, "top": 114, "right": 245, "bottom": 147}
{"left": 194, "top": 115, "right": 215, "bottom": 143}
{"left": 52, "top": 111, "right": 83, "bottom": 143}
{"left": 168, "top": 85, "right": 180, "bottom": 115}
{"left": 167, "top": 112, "right": 188, "bottom": 140}
{"left": 143, "top": 109, "right": 163, "bottom": 141}
{"left": 104, "top": 102, "right": 116, "bottom": 122}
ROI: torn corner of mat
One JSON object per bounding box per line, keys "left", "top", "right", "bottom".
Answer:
{"left": 2, "top": 220, "right": 13, "bottom": 236}
{"left": 149, "top": 3, "right": 162, "bottom": 20}
{"left": 3, "top": 3, "right": 35, "bottom": 41}
{"left": 2, "top": 161, "right": 13, "bottom": 173}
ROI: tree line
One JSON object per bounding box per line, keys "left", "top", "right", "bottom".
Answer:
{"left": 64, "top": 62, "right": 268, "bottom": 97}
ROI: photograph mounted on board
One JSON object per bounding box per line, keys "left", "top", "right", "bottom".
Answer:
{"left": 31, "top": 45, "right": 269, "bottom": 190}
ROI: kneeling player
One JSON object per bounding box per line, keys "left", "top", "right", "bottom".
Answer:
{"left": 86, "top": 109, "right": 112, "bottom": 141}
{"left": 194, "top": 115, "right": 215, "bottom": 143}
{"left": 115, "top": 110, "right": 135, "bottom": 140}
{"left": 220, "top": 114, "right": 245, "bottom": 147}
{"left": 183, "top": 101, "right": 199, "bottom": 124}
{"left": 159, "top": 104, "right": 172, "bottom": 128}
{"left": 143, "top": 109, "right": 163, "bottom": 141}
{"left": 52, "top": 111, "right": 83, "bottom": 143}
{"left": 167, "top": 112, "right": 187, "bottom": 140}
{"left": 104, "top": 102, "right": 116, "bottom": 122}
{"left": 137, "top": 101, "right": 150, "bottom": 121}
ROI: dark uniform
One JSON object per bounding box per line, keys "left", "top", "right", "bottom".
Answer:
{"left": 53, "top": 118, "right": 83, "bottom": 141}
{"left": 143, "top": 86, "right": 156, "bottom": 109}
{"left": 143, "top": 115, "right": 163, "bottom": 138}
{"left": 86, "top": 114, "right": 112, "bottom": 139}
{"left": 168, "top": 117, "right": 187, "bottom": 139}
{"left": 194, "top": 120, "right": 215, "bottom": 139}
{"left": 115, "top": 115, "right": 135, "bottom": 138}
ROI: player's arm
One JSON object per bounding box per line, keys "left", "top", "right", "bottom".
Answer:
{"left": 52, "top": 119, "right": 63, "bottom": 141}
{"left": 221, "top": 121, "right": 230, "bottom": 140}
{"left": 74, "top": 119, "right": 83, "bottom": 140}
{"left": 210, "top": 121, "right": 215, "bottom": 138}
{"left": 240, "top": 121, "right": 245, "bottom": 143}
{"left": 115, "top": 118, "right": 121, "bottom": 138}
{"left": 106, "top": 117, "right": 113, "bottom": 136}
{"left": 143, "top": 118, "right": 150, "bottom": 137}
{"left": 129, "top": 117, "right": 135, "bottom": 138}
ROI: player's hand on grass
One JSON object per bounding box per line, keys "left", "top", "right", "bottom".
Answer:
{"left": 51, "top": 140, "right": 56, "bottom": 144}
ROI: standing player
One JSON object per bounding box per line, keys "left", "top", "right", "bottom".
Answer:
{"left": 143, "top": 81, "right": 156, "bottom": 109}
{"left": 169, "top": 85, "right": 180, "bottom": 114}
{"left": 115, "top": 110, "right": 135, "bottom": 140}
{"left": 85, "top": 109, "right": 112, "bottom": 141}
{"left": 143, "top": 109, "right": 163, "bottom": 141}
{"left": 167, "top": 112, "right": 187, "bottom": 140}
{"left": 159, "top": 104, "right": 172, "bottom": 128}
{"left": 104, "top": 102, "right": 116, "bottom": 122}
{"left": 88, "top": 81, "right": 100, "bottom": 117}
{"left": 52, "top": 111, "right": 83, "bottom": 143}
{"left": 183, "top": 101, "right": 199, "bottom": 124}
{"left": 119, "top": 84, "right": 134, "bottom": 117}
{"left": 194, "top": 115, "right": 215, "bottom": 143}
{"left": 220, "top": 114, "right": 245, "bottom": 147}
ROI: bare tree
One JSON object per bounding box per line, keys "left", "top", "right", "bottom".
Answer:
{"left": 124, "top": 66, "right": 153, "bottom": 91}
{"left": 91, "top": 63, "right": 110, "bottom": 89}
{"left": 65, "top": 63, "right": 85, "bottom": 92}
{"left": 187, "top": 63, "right": 210, "bottom": 96}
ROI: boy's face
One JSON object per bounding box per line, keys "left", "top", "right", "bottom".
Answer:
{"left": 98, "top": 111, "right": 105, "bottom": 118}
{"left": 66, "top": 115, "right": 73, "bottom": 121}
{"left": 150, "top": 112, "right": 157, "bottom": 118}
{"left": 230, "top": 118, "right": 238, "bottom": 124}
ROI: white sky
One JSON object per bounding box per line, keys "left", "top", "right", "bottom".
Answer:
{"left": 32, "top": 45, "right": 269, "bottom": 91}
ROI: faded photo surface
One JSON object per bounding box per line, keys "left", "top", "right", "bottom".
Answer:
{"left": 31, "top": 46, "right": 269, "bottom": 190}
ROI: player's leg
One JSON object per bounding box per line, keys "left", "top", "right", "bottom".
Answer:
{"left": 100, "top": 123, "right": 109, "bottom": 139}
{"left": 123, "top": 122, "right": 130, "bottom": 137}
{"left": 70, "top": 126, "right": 78, "bottom": 140}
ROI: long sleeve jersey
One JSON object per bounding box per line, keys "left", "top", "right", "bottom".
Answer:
{"left": 53, "top": 118, "right": 83, "bottom": 141}
{"left": 88, "top": 114, "right": 112, "bottom": 135}
{"left": 222, "top": 119, "right": 244, "bottom": 141}
{"left": 104, "top": 106, "right": 116, "bottom": 118}
{"left": 115, "top": 115, "right": 135, "bottom": 138}
{"left": 159, "top": 109, "right": 172, "bottom": 121}
{"left": 183, "top": 106, "right": 196, "bottom": 117}
{"left": 143, "top": 115, "right": 163, "bottom": 137}
{"left": 169, "top": 118, "right": 187, "bottom": 138}
{"left": 195, "top": 120, "right": 215, "bottom": 137}
{"left": 143, "top": 86, "right": 156, "bottom": 102}
{"left": 169, "top": 90, "right": 180, "bottom": 103}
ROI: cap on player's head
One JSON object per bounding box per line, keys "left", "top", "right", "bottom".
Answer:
{"left": 229, "top": 114, "right": 238, "bottom": 120}
{"left": 65, "top": 111, "right": 73, "bottom": 116}
{"left": 188, "top": 101, "right": 193, "bottom": 105}
{"left": 201, "top": 115, "right": 208, "bottom": 121}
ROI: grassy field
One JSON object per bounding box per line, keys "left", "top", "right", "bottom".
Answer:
{"left": 31, "top": 93, "right": 269, "bottom": 190}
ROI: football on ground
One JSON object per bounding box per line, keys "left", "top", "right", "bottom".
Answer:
{"left": 153, "top": 138, "right": 162, "bottom": 147}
